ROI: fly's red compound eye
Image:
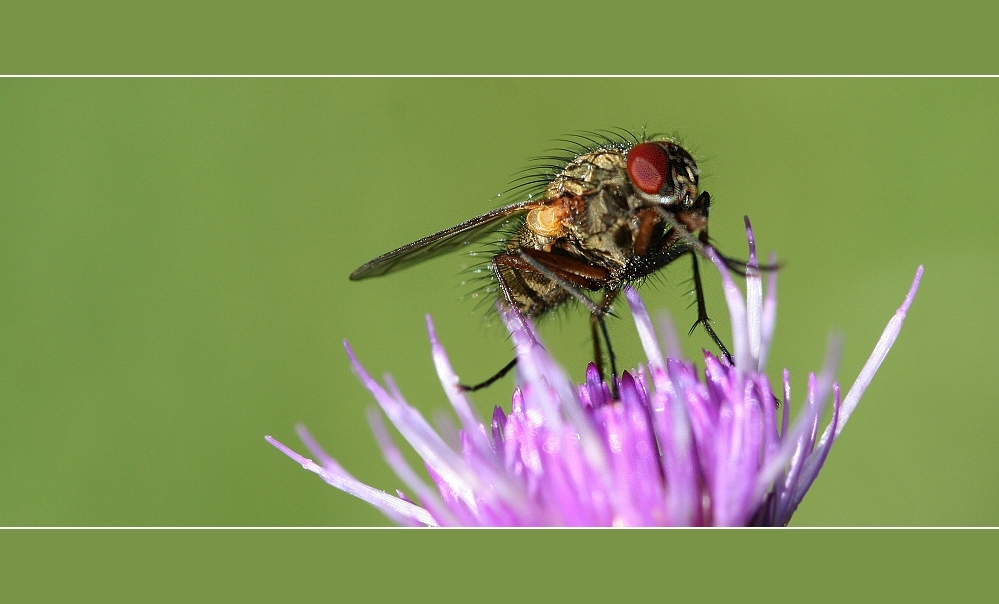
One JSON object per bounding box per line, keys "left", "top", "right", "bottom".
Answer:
{"left": 626, "top": 142, "right": 670, "bottom": 194}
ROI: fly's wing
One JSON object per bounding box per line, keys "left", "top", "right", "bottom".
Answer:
{"left": 349, "top": 200, "right": 540, "bottom": 280}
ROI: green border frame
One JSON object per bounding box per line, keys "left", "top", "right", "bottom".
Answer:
{"left": 1, "top": 529, "right": 994, "bottom": 599}
{"left": 2, "top": 1, "right": 997, "bottom": 74}
{"left": 2, "top": 1, "right": 995, "bottom": 598}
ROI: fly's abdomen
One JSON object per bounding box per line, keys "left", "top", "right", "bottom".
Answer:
{"left": 495, "top": 264, "right": 570, "bottom": 318}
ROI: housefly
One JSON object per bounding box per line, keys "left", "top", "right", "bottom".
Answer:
{"left": 350, "top": 130, "right": 749, "bottom": 393}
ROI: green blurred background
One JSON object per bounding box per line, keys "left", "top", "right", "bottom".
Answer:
{"left": 0, "top": 78, "right": 995, "bottom": 526}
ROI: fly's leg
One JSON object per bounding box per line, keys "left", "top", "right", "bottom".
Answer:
{"left": 590, "top": 317, "right": 603, "bottom": 379}
{"left": 690, "top": 244, "right": 733, "bottom": 365}
{"left": 649, "top": 204, "right": 736, "bottom": 364}
{"left": 589, "top": 289, "right": 620, "bottom": 390}
{"left": 509, "top": 250, "right": 622, "bottom": 398}
{"left": 458, "top": 261, "right": 522, "bottom": 392}
{"left": 459, "top": 250, "right": 609, "bottom": 393}
{"left": 486, "top": 249, "right": 630, "bottom": 397}
{"left": 458, "top": 357, "right": 518, "bottom": 392}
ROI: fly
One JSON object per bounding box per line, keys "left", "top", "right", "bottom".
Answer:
{"left": 350, "top": 130, "right": 753, "bottom": 395}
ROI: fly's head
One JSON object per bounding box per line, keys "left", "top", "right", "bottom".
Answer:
{"left": 626, "top": 141, "right": 701, "bottom": 206}
{"left": 626, "top": 140, "right": 707, "bottom": 232}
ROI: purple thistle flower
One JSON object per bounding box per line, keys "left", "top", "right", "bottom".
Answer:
{"left": 267, "top": 219, "right": 923, "bottom": 526}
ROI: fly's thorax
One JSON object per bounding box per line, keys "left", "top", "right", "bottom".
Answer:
{"left": 547, "top": 149, "right": 630, "bottom": 198}
{"left": 565, "top": 186, "right": 642, "bottom": 269}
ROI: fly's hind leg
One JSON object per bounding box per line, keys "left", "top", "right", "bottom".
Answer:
{"left": 494, "top": 249, "right": 622, "bottom": 398}
{"left": 458, "top": 251, "right": 609, "bottom": 393}
{"left": 458, "top": 357, "right": 518, "bottom": 392}
{"left": 458, "top": 259, "right": 522, "bottom": 393}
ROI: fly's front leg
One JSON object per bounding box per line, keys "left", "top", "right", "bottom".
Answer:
{"left": 691, "top": 229, "right": 733, "bottom": 364}
{"left": 624, "top": 207, "right": 734, "bottom": 365}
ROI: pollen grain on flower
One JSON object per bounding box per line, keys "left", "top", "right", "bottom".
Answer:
{"left": 268, "top": 219, "right": 923, "bottom": 527}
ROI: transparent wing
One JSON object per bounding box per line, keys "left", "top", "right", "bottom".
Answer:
{"left": 349, "top": 200, "right": 541, "bottom": 280}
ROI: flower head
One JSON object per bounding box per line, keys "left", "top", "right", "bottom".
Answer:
{"left": 267, "top": 220, "right": 923, "bottom": 526}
